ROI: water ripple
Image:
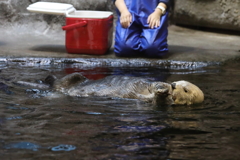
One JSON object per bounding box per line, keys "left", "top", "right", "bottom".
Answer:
{"left": 4, "top": 142, "right": 41, "bottom": 151}
{"left": 51, "top": 144, "right": 76, "bottom": 151}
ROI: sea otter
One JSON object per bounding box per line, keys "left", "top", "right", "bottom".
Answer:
{"left": 17, "top": 73, "right": 204, "bottom": 106}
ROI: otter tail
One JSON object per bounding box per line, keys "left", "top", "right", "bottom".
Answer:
{"left": 16, "top": 81, "right": 50, "bottom": 89}
{"left": 16, "top": 75, "right": 57, "bottom": 89}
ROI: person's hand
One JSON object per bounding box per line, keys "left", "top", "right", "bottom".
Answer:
{"left": 115, "top": 0, "right": 132, "bottom": 28}
{"left": 147, "top": 9, "right": 162, "bottom": 29}
{"left": 120, "top": 10, "right": 132, "bottom": 28}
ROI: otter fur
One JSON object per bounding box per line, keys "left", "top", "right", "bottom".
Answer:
{"left": 171, "top": 80, "right": 204, "bottom": 105}
{"left": 17, "top": 73, "right": 204, "bottom": 106}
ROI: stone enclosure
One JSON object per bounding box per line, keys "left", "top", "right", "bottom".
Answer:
{"left": 0, "top": 0, "right": 239, "bottom": 32}
{"left": 173, "top": 0, "right": 240, "bottom": 31}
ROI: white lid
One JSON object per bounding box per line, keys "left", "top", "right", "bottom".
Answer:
{"left": 27, "top": 2, "right": 76, "bottom": 16}
{"left": 67, "top": 10, "right": 113, "bottom": 19}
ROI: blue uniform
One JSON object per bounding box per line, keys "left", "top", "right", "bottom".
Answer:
{"left": 113, "top": 0, "right": 170, "bottom": 57}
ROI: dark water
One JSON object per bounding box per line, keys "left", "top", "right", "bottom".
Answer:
{"left": 0, "top": 60, "right": 240, "bottom": 160}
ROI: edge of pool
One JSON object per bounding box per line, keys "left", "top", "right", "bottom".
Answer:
{"left": 0, "top": 25, "right": 239, "bottom": 68}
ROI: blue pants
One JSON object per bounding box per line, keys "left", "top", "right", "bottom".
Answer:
{"left": 114, "top": 12, "right": 169, "bottom": 58}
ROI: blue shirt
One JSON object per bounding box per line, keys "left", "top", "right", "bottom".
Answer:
{"left": 112, "top": 0, "right": 171, "bottom": 9}
{"left": 113, "top": 0, "right": 170, "bottom": 20}
{"left": 113, "top": 0, "right": 171, "bottom": 18}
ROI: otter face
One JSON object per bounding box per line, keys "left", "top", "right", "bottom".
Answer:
{"left": 171, "top": 81, "right": 204, "bottom": 105}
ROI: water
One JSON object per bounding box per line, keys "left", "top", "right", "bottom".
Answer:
{"left": 0, "top": 60, "right": 240, "bottom": 160}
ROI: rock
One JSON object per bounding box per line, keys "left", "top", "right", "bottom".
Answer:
{"left": 0, "top": 2, "right": 14, "bottom": 20}
{"left": 0, "top": 0, "right": 114, "bottom": 34}
{"left": 1, "top": 0, "right": 239, "bottom": 32}
{"left": 173, "top": 0, "right": 240, "bottom": 31}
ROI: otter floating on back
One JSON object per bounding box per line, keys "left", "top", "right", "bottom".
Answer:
{"left": 17, "top": 73, "right": 204, "bottom": 106}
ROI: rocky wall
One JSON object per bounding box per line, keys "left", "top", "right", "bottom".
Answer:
{"left": 173, "top": 0, "right": 240, "bottom": 31}
{"left": 0, "top": 0, "right": 114, "bottom": 34}
{"left": 0, "top": 0, "right": 240, "bottom": 33}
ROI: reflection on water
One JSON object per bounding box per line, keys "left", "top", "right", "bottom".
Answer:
{"left": 0, "top": 61, "right": 240, "bottom": 159}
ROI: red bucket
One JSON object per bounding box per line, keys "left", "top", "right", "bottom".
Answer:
{"left": 27, "top": 2, "right": 113, "bottom": 55}
{"left": 62, "top": 11, "right": 113, "bottom": 55}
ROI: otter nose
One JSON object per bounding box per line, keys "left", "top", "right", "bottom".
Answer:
{"left": 171, "top": 83, "right": 176, "bottom": 89}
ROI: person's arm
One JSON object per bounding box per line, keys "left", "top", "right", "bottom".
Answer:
{"left": 114, "top": 0, "right": 132, "bottom": 28}
{"left": 147, "top": 2, "right": 167, "bottom": 29}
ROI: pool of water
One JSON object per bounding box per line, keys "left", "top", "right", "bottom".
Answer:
{"left": 0, "top": 60, "right": 240, "bottom": 160}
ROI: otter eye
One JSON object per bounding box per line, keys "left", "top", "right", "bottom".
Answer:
{"left": 184, "top": 88, "right": 188, "bottom": 93}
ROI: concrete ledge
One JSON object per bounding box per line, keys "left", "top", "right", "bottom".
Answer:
{"left": 0, "top": 25, "right": 240, "bottom": 67}
{"left": 0, "top": 57, "right": 219, "bottom": 69}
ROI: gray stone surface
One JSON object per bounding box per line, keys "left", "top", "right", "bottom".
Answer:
{"left": 0, "top": 25, "right": 239, "bottom": 67}
{"left": 173, "top": 0, "right": 240, "bottom": 31}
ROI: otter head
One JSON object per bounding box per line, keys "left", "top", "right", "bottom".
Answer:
{"left": 171, "top": 81, "right": 204, "bottom": 105}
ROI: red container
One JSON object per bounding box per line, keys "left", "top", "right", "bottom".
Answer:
{"left": 62, "top": 14, "right": 113, "bottom": 55}
{"left": 27, "top": 2, "right": 113, "bottom": 55}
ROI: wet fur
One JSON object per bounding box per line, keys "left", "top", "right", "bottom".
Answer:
{"left": 17, "top": 73, "right": 204, "bottom": 106}
{"left": 171, "top": 80, "right": 204, "bottom": 105}
{"left": 53, "top": 73, "right": 173, "bottom": 105}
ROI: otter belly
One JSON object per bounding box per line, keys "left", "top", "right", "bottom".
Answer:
{"left": 66, "top": 76, "right": 152, "bottom": 99}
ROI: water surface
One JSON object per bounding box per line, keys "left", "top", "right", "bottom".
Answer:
{"left": 0, "top": 61, "right": 240, "bottom": 159}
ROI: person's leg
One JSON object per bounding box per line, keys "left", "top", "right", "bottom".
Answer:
{"left": 114, "top": 15, "right": 142, "bottom": 57}
{"left": 141, "top": 12, "right": 169, "bottom": 58}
